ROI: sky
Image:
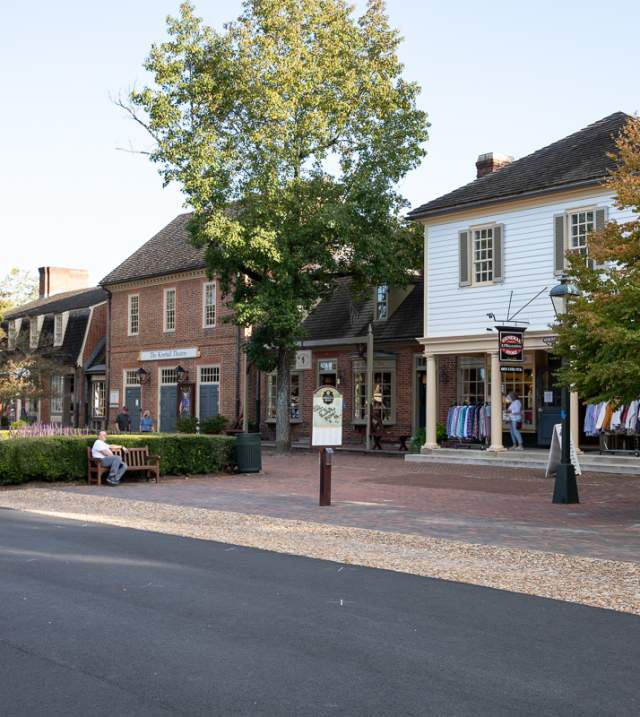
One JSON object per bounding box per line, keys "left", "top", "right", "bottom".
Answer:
{"left": 1, "top": 0, "right": 638, "bottom": 285}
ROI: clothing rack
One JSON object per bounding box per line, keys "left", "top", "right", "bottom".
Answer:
{"left": 584, "top": 400, "right": 640, "bottom": 456}
{"left": 445, "top": 403, "right": 490, "bottom": 450}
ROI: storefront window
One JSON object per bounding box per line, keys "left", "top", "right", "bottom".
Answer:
{"left": 353, "top": 369, "right": 394, "bottom": 423}
{"left": 92, "top": 380, "right": 105, "bottom": 418}
{"left": 267, "top": 372, "right": 302, "bottom": 421}
{"left": 50, "top": 375, "right": 64, "bottom": 416}
{"left": 457, "top": 357, "right": 486, "bottom": 404}
{"left": 317, "top": 359, "right": 337, "bottom": 387}
{"left": 487, "top": 355, "right": 536, "bottom": 430}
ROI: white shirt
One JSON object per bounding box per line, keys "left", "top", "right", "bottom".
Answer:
{"left": 92, "top": 439, "right": 111, "bottom": 459}
{"left": 509, "top": 399, "right": 522, "bottom": 420}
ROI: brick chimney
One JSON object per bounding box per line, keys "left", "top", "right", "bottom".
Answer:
{"left": 475, "top": 152, "right": 513, "bottom": 179}
{"left": 38, "top": 267, "right": 89, "bottom": 299}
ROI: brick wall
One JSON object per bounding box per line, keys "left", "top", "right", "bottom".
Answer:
{"left": 259, "top": 341, "right": 424, "bottom": 446}
{"left": 108, "top": 273, "right": 244, "bottom": 430}
{"left": 437, "top": 355, "right": 458, "bottom": 424}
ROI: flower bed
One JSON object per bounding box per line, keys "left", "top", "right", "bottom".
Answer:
{"left": 0, "top": 434, "right": 236, "bottom": 485}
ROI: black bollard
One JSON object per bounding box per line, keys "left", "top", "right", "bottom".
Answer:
{"left": 319, "top": 447, "right": 333, "bottom": 506}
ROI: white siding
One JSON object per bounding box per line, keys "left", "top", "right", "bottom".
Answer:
{"left": 425, "top": 190, "right": 634, "bottom": 338}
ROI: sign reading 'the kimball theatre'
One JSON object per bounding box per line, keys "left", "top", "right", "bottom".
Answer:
{"left": 312, "top": 387, "right": 343, "bottom": 447}
{"left": 497, "top": 326, "right": 525, "bottom": 362}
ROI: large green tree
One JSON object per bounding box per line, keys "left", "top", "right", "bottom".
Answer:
{"left": 124, "top": 0, "right": 428, "bottom": 450}
{"left": 0, "top": 268, "right": 38, "bottom": 319}
{"left": 555, "top": 116, "right": 640, "bottom": 403}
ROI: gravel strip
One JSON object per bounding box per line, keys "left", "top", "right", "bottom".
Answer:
{"left": 1, "top": 487, "right": 639, "bottom": 615}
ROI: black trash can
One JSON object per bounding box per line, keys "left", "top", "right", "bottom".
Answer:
{"left": 235, "top": 432, "right": 262, "bottom": 473}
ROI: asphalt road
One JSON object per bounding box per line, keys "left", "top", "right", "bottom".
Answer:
{"left": 0, "top": 509, "right": 638, "bottom": 717}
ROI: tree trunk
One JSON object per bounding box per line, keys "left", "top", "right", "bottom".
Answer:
{"left": 275, "top": 348, "right": 291, "bottom": 453}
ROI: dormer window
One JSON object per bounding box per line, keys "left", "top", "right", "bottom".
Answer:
{"left": 29, "top": 317, "right": 39, "bottom": 350}
{"left": 375, "top": 285, "right": 389, "bottom": 321}
{"left": 8, "top": 320, "right": 17, "bottom": 349}
{"left": 54, "top": 314, "right": 65, "bottom": 346}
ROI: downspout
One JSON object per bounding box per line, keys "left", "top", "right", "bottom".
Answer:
{"left": 104, "top": 287, "right": 112, "bottom": 431}
{"left": 235, "top": 324, "right": 241, "bottom": 424}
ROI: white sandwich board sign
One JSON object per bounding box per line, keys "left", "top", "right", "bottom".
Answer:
{"left": 545, "top": 424, "right": 582, "bottom": 477}
{"left": 312, "top": 387, "right": 343, "bottom": 447}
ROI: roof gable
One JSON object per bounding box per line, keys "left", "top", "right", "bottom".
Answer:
{"left": 100, "top": 213, "right": 205, "bottom": 286}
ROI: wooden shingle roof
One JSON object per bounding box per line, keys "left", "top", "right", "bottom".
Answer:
{"left": 408, "top": 112, "right": 631, "bottom": 220}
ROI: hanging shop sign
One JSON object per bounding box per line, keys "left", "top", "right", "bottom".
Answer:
{"left": 312, "top": 386, "right": 343, "bottom": 447}
{"left": 497, "top": 326, "right": 525, "bottom": 362}
{"left": 295, "top": 350, "right": 312, "bottom": 370}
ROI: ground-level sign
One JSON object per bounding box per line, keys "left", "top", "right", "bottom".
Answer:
{"left": 312, "top": 387, "right": 343, "bottom": 447}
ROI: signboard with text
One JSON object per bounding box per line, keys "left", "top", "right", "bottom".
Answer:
{"left": 497, "top": 326, "right": 525, "bottom": 362}
{"left": 312, "top": 387, "right": 343, "bottom": 447}
{"left": 139, "top": 347, "right": 199, "bottom": 362}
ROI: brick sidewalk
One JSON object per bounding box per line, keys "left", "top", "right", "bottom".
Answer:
{"left": 63, "top": 451, "right": 640, "bottom": 563}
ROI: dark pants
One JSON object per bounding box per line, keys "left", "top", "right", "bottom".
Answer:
{"left": 100, "top": 456, "right": 128, "bottom": 483}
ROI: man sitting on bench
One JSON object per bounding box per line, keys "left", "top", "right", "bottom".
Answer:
{"left": 91, "top": 431, "right": 129, "bottom": 486}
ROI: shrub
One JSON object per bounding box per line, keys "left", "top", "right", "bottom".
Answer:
{"left": 0, "top": 434, "right": 236, "bottom": 485}
{"left": 10, "top": 419, "right": 28, "bottom": 430}
{"left": 176, "top": 416, "right": 199, "bottom": 433}
{"left": 409, "top": 423, "right": 447, "bottom": 452}
{"left": 200, "top": 415, "right": 228, "bottom": 435}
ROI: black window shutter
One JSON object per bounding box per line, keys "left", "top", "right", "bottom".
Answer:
{"left": 554, "top": 214, "right": 565, "bottom": 274}
{"left": 459, "top": 231, "right": 470, "bottom": 286}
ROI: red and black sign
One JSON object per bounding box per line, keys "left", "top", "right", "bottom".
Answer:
{"left": 497, "top": 326, "right": 525, "bottom": 362}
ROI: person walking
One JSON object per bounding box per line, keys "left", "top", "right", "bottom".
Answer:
{"left": 506, "top": 392, "right": 524, "bottom": 450}
{"left": 140, "top": 410, "right": 154, "bottom": 433}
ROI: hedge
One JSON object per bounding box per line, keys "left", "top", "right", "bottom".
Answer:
{"left": 0, "top": 434, "right": 236, "bottom": 485}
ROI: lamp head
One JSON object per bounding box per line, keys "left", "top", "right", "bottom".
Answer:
{"left": 550, "top": 275, "right": 580, "bottom": 319}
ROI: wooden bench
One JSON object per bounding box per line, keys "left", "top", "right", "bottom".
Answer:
{"left": 372, "top": 434, "right": 410, "bottom": 451}
{"left": 87, "top": 446, "right": 160, "bottom": 485}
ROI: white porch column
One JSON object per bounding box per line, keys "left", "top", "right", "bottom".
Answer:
{"left": 570, "top": 390, "right": 582, "bottom": 453}
{"left": 423, "top": 352, "right": 439, "bottom": 450}
{"left": 488, "top": 351, "right": 505, "bottom": 452}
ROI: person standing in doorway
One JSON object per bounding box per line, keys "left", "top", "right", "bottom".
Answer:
{"left": 116, "top": 406, "right": 131, "bottom": 433}
{"left": 506, "top": 392, "right": 524, "bottom": 450}
{"left": 140, "top": 410, "right": 154, "bottom": 433}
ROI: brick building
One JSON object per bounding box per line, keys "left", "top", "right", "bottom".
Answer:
{"left": 2, "top": 267, "right": 108, "bottom": 427}
{"left": 259, "top": 278, "right": 425, "bottom": 447}
{"left": 100, "top": 213, "right": 249, "bottom": 432}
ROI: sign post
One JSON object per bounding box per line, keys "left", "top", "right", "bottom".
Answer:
{"left": 312, "top": 387, "right": 343, "bottom": 506}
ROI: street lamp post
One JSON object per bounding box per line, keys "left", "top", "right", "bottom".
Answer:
{"left": 549, "top": 276, "right": 580, "bottom": 504}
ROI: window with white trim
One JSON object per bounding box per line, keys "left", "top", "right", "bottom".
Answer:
{"left": 352, "top": 364, "right": 396, "bottom": 424}
{"left": 91, "top": 379, "right": 105, "bottom": 418}
{"left": 473, "top": 227, "right": 494, "bottom": 284}
{"left": 375, "top": 285, "right": 389, "bottom": 321}
{"left": 50, "top": 374, "right": 64, "bottom": 415}
{"left": 199, "top": 366, "right": 220, "bottom": 384}
{"left": 163, "top": 288, "right": 176, "bottom": 332}
{"left": 266, "top": 372, "right": 302, "bottom": 421}
{"left": 54, "top": 314, "right": 64, "bottom": 346}
{"left": 317, "top": 359, "right": 337, "bottom": 387}
{"left": 125, "top": 369, "right": 141, "bottom": 385}
{"left": 8, "top": 320, "right": 17, "bottom": 349}
{"left": 568, "top": 210, "right": 594, "bottom": 257}
{"left": 457, "top": 356, "right": 486, "bottom": 405}
{"left": 203, "top": 282, "right": 216, "bottom": 327}
{"left": 161, "top": 368, "right": 178, "bottom": 384}
{"left": 29, "top": 317, "right": 39, "bottom": 349}
{"left": 128, "top": 294, "right": 139, "bottom": 336}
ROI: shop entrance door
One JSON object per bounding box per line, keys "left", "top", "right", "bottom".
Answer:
{"left": 125, "top": 386, "right": 141, "bottom": 432}
{"left": 536, "top": 354, "right": 562, "bottom": 447}
{"left": 160, "top": 386, "right": 177, "bottom": 432}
